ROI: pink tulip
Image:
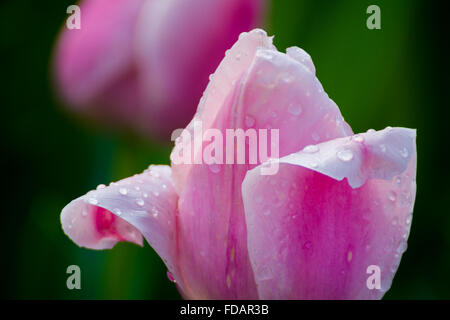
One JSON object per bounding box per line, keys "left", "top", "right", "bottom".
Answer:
{"left": 53, "top": 0, "right": 265, "bottom": 138}
{"left": 60, "top": 29, "right": 417, "bottom": 299}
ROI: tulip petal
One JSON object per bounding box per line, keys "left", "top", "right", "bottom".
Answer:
{"left": 242, "top": 127, "right": 416, "bottom": 299}
{"left": 135, "top": 0, "right": 266, "bottom": 136}
{"left": 54, "top": 0, "right": 146, "bottom": 122}
{"left": 60, "top": 165, "right": 180, "bottom": 280}
{"left": 169, "top": 29, "right": 352, "bottom": 299}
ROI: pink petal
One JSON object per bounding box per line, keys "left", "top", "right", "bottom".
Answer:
{"left": 54, "top": 0, "right": 146, "bottom": 124}
{"left": 60, "top": 165, "right": 180, "bottom": 283}
{"left": 169, "top": 29, "right": 352, "bottom": 299}
{"left": 135, "top": 0, "right": 266, "bottom": 136}
{"left": 242, "top": 127, "right": 417, "bottom": 299}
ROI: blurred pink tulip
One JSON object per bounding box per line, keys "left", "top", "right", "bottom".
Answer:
{"left": 54, "top": 0, "right": 265, "bottom": 138}
{"left": 60, "top": 29, "right": 417, "bottom": 299}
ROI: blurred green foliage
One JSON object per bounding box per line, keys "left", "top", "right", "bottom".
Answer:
{"left": 1, "top": 0, "right": 447, "bottom": 299}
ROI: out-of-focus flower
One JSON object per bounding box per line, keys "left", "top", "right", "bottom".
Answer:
{"left": 60, "top": 29, "right": 417, "bottom": 299}
{"left": 53, "top": 0, "right": 265, "bottom": 138}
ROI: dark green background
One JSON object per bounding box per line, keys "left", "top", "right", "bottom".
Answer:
{"left": 1, "top": 0, "right": 447, "bottom": 299}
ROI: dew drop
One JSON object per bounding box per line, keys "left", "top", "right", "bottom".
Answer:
{"left": 311, "top": 132, "right": 320, "bottom": 141}
{"left": 309, "top": 160, "right": 318, "bottom": 168}
{"left": 380, "top": 144, "right": 387, "bottom": 152}
{"left": 136, "top": 199, "right": 145, "bottom": 207}
{"left": 394, "top": 176, "right": 402, "bottom": 187}
{"left": 353, "top": 135, "right": 364, "bottom": 143}
{"left": 405, "top": 215, "right": 412, "bottom": 225}
{"left": 392, "top": 216, "right": 398, "bottom": 226}
{"left": 388, "top": 191, "right": 397, "bottom": 202}
{"left": 151, "top": 171, "right": 160, "bottom": 178}
{"left": 245, "top": 115, "right": 255, "bottom": 127}
{"left": 135, "top": 186, "right": 140, "bottom": 191}
{"left": 282, "top": 73, "right": 294, "bottom": 83}
{"left": 337, "top": 149, "right": 354, "bottom": 162}
{"left": 88, "top": 198, "right": 98, "bottom": 205}
{"left": 303, "top": 145, "right": 319, "bottom": 153}
{"left": 288, "top": 103, "right": 302, "bottom": 116}
{"left": 113, "top": 208, "right": 122, "bottom": 216}
{"left": 397, "top": 241, "right": 407, "bottom": 253}
{"left": 81, "top": 210, "right": 88, "bottom": 217}
{"left": 96, "top": 184, "right": 106, "bottom": 190}
{"left": 152, "top": 190, "right": 160, "bottom": 197}
{"left": 400, "top": 147, "right": 409, "bottom": 158}
{"left": 167, "top": 271, "right": 176, "bottom": 283}
{"left": 119, "top": 188, "right": 128, "bottom": 195}
{"left": 209, "top": 163, "right": 221, "bottom": 174}
{"left": 303, "top": 241, "right": 312, "bottom": 250}
{"left": 143, "top": 192, "right": 148, "bottom": 198}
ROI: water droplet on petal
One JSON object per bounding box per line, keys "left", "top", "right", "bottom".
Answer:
{"left": 209, "top": 163, "right": 221, "bottom": 174}
{"left": 119, "top": 188, "right": 128, "bottom": 195}
{"left": 400, "top": 147, "right": 409, "bottom": 158}
{"left": 136, "top": 199, "right": 144, "bottom": 207}
{"left": 311, "top": 132, "right": 320, "bottom": 141}
{"left": 353, "top": 135, "right": 364, "bottom": 143}
{"left": 81, "top": 210, "right": 88, "bottom": 217}
{"left": 288, "top": 103, "right": 302, "bottom": 116}
{"left": 113, "top": 208, "right": 122, "bottom": 216}
{"left": 337, "top": 149, "right": 354, "bottom": 162}
{"left": 303, "top": 145, "right": 319, "bottom": 153}
{"left": 388, "top": 191, "right": 397, "bottom": 202}
{"left": 397, "top": 241, "right": 407, "bottom": 253}
{"left": 282, "top": 72, "right": 294, "bottom": 83}
{"left": 303, "top": 241, "right": 312, "bottom": 250}
{"left": 392, "top": 216, "right": 398, "bottom": 226}
{"left": 167, "top": 271, "right": 176, "bottom": 283}
{"left": 405, "top": 215, "right": 412, "bottom": 225}
{"left": 245, "top": 115, "right": 255, "bottom": 127}
{"left": 152, "top": 191, "right": 160, "bottom": 197}
{"left": 96, "top": 184, "right": 106, "bottom": 190}
{"left": 309, "top": 160, "right": 318, "bottom": 168}
{"left": 88, "top": 198, "right": 98, "bottom": 205}
{"left": 394, "top": 176, "right": 402, "bottom": 187}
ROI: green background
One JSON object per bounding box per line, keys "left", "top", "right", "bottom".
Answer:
{"left": 1, "top": 0, "right": 447, "bottom": 299}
